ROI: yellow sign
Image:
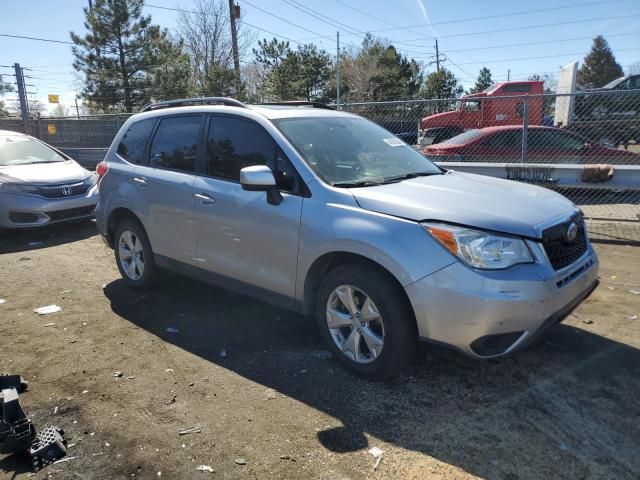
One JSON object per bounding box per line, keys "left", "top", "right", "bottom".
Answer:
{"left": 47, "top": 124, "right": 57, "bottom": 135}
{"left": 48, "top": 94, "right": 59, "bottom": 104}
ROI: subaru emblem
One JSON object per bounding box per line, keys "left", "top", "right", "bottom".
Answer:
{"left": 565, "top": 222, "right": 578, "bottom": 243}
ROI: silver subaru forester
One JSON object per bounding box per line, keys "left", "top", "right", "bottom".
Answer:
{"left": 95, "top": 98, "right": 599, "bottom": 380}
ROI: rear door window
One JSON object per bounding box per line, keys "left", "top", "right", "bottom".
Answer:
{"left": 149, "top": 116, "right": 201, "bottom": 173}
{"left": 116, "top": 118, "right": 156, "bottom": 164}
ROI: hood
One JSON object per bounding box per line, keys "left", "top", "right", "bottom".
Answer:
{"left": 421, "top": 110, "right": 459, "bottom": 129}
{"left": 349, "top": 171, "right": 576, "bottom": 238}
{"left": 0, "top": 160, "right": 89, "bottom": 185}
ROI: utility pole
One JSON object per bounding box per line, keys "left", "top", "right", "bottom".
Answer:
{"left": 507, "top": 69, "right": 510, "bottom": 81}
{"left": 75, "top": 97, "right": 80, "bottom": 118}
{"left": 336, "top": 31, "right": 340, "bottom": 109}
{"left": 228, "top": 0, "right": 241, "bottom": 98}
{"left": 435, "top": 39, "right": 440, "bottom": 72}
{"left": 14, "top": 63, "right": 30, "bottom": 134}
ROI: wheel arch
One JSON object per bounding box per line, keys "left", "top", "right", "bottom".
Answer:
{"left": 106, "top": 207, "right": 147, "bottom": 247}
{"left": 301, "top": 251, "right": 415, "bottom": 319}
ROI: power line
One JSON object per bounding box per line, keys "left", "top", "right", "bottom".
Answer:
{"left": 240, "top": 0, "right": 332, "bottom": 41}
{"left": 448, "top": 47, "right": 640, "bottom": 66}
{"left": 0, "top": 33, "right": 74, "bottom": 45}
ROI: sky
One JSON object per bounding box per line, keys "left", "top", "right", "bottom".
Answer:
{"left": 1, "top": 0, "right": 639, "bottom": 114}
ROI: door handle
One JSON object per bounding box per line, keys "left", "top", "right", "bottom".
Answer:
{"left": 194, "top": 193, "right": 215, "bottom": 205}
{"left": 132, "top": 176, "right": 148, "bottom": 187}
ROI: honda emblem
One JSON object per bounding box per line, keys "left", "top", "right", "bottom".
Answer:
{"left": 61, "top": 185, "right": 72, "bottom": 196}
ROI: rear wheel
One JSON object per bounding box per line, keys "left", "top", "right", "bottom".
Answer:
{"left": 591, "top": 104, "right": 609, "bottom": 120}
{"left": 114, "top": 219, "right": 158, "bottom": 290}
{"left": 316, "top": 263, "right": 417, "bottom": 380}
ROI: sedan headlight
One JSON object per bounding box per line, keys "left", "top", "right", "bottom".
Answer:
{"left": 0, "top": 182, "right": 40, "bottom": 194}
{"left": 422, "top": 222, "right": 533, "bottom": 269}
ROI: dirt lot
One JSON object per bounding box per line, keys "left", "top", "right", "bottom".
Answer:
{"left": 1, "top": 222, "right": 639, "bottom": 480}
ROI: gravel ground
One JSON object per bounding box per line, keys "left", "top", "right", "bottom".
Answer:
{"left": 1, "top": 221, "right": 639, "bottom": 480}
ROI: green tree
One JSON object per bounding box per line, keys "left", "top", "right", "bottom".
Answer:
{"left": 147, "top": 36, "right": 191, "bottom": 101}
{"left": 420, "top": 68, "right": 464, "bottom": 100}
{"left": 578, "top": 35, "right": 623, "bottom": 87}
{"left": 469, "top": 67, "right": 493, "bottom": 94}
{"left": 0, "top": 75, "right": 13, "bottom": 117}
{"left": 253, "top": 38, "right": 293, "bottom": 100}
{"left": 71, "top": 0, "right": 182, "bottom": 112}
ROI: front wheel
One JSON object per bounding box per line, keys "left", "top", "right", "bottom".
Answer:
{"left": 114, "top": 219, "right": 158, "bottom": 290}
{"left": 316, "top": 263, "right": 417, "bottom": 380}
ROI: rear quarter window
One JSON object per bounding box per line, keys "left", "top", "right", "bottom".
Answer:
{"left": 116, "top": 118, "right": 156, "bottom": 164}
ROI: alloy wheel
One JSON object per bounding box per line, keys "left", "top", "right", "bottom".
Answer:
{"left": 118, "top": 230, "right": 145, "bottom": 281}
{"left": 325, "top": 285, "right": 385, "bottom": 364}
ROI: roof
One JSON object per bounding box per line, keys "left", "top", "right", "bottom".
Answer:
{"left": 0, "top": 130, "right": 27, "bottom": 137}
{"left": 472, "top": 125, "right": 564, "bottom": 134}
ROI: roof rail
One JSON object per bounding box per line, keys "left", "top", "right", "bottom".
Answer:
{"left": 258, "top": 101, "right": 335, "bottom": 110}
{"left": 141, "top": 97, "right": 247, "bottom": 112}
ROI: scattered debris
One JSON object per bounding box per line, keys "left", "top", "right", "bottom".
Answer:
{"left": 113, "top": 371, "right": 123, "bottom": 378}
{"left": 0, "top": 299, "right": 5, "bottom": 304}
{"left": 219, "top": 349, "right": 227, "bottom": 358}
{"left": 31, "top": 426, "right": 68, "bottom": 460}
{"left": 629, "top": 315, "right": 638, "bottom": 320}
{"left": 264, "top": 388, "right": 277, "bottom": 400}
{"left": 53, "top": 407, "right": 59, "bottom": 415}
{"left": 583, "top": 319, "right": 594, "bottom": 325}
{"left": 27, "top": 241, "right": 44, "bottom": 247}
{"left": 34, "top": 305, "right": 61, "bottom": 315}
{"left": 234, "top": 457, "right": 247, "bottom": 465}
{"left": 165, "top": 327, "right": 179, "bottom": 333}
{"left": 44, "top": 323, "right": 56, "bottom": 327}
{"left": 630, "top": 290, "right": 640, "bottom": 295}
{"left": 178, "top": 426, "right": 201, "bottom": 435}
{"left": 59, "top": 290, "right": 71, "bottom": 295}
{"left": 82, "top": 390, "right": 89, "bottom": 395}
{"left": 165, "top": 368, "right": 174, "bottom": 373}
{"left": 127, "top": 375, "right": 136, "bottom": 380}
{"left": 53, "top": 455, "right": 76, "bottom": 465}
{"left": 279, "top": 454, "right": 295, "bottom": 461}
{"left": 368, "top": 446, "right": 384, "bottom": 470}
{"left": 196, "top": 465, "right": 215, "bottom": 473}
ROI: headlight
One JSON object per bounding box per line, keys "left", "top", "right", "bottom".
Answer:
{"left": 421, "top": 222, "right": 533, "bottom": 269}
{"left": 0, "top": 182, "right": 40, "bottom": 194}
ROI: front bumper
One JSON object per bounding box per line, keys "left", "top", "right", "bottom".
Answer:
{"left": 0, "top": 186, "right": 99, "bottom": 229}
{"left": 405, "top": 244, "right": 599, "bottom": 358}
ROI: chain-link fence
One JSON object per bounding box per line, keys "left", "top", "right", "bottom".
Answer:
{"left": 342, "top": 89, "right": 640, "bottom": 242}
{"left": 1, "top": 89, "right": 638, "bottom": 242}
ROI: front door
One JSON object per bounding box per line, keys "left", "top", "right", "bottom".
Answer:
{"left": 192, "top": 115, "right": 304, "bottom": 298}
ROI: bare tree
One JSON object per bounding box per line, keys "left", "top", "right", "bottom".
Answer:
{"left": 177, "top": 0, "right": 255, "bottom": 97}
{"left": 50, "top": 103, "right": 72, "bottom": 117}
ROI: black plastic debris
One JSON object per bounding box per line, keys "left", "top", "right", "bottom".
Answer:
{"left": 30, "top": 426, "right": 67, "bottom": 460}
{"left": 0, "top": 387, "right": 36, "bottom": 454}
{"left": 0, "top": 375, "right": 66, "bottom": 464}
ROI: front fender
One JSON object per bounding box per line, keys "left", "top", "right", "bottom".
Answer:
{"left": 296, "top": 198, "right": 457, "bottom": 302}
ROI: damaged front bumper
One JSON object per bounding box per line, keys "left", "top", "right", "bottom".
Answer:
{"left": 405, "top": 243, "right": 599, "bottom": 358}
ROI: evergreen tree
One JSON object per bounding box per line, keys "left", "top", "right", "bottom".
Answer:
{"left": 469, "top": 67, "right": 493, "bottom": 94}
{"left": 70, "top": 0, "right": 184, "bottom": 112}
{"left": 253, "top": 38, "right": 292, "bottom": 100}
{"left": 578, "top": 35, "right": 623, "bottom": 87}
{"left": 420, "top": 68, "right": 464, "bottom": 100}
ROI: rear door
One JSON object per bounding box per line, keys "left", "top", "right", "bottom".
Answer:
{"left": 137, "top": 114, "right": 203, "bottom": 264}
{"left": 191, "top": 115, "right": 304, "bottom": 298}
{"left": 527, "top": 129, "right": 583, "bottom": 164}
{"left": 474, "top": 129, "right": 522, "bottom": 162}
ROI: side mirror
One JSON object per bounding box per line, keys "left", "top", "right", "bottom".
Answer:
{"left": 240, "top": 165, "right": 282, "bottom": 205}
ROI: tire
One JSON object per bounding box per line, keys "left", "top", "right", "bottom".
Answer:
{"left": 591, "top": 104, "right": 609, "bottom": 120}
{"left": 114, "top": 219, "right": 158, "bottom": 290}
{"left": 316, "top": 262, "right": 417, "bottom": 380}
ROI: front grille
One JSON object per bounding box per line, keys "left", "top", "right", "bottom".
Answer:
{"left": 542, "top": 213, "right": 588, "bottom": 270}
{"left": 46, "top": 206, "right": 95, "bottom": 222}
{"left": 35, "top": 179, "right": 92, "bottom": 199}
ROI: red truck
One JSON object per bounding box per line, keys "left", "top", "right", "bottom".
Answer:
{"left": 418, "top": 81, "right": 545, "bottom": 145}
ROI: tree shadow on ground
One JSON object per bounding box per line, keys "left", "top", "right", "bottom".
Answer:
{"left": 104, "top": 275, "right": 640, "bottom": 480}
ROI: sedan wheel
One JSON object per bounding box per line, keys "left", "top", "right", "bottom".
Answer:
{"left": 118, "top": 230, "right": 145, "bottom": 280}
{"left": 326, "top": 285, "right": 385, "bottom": 363}
{"left": 592, "top": 105, "right": 609, "bottom": 120}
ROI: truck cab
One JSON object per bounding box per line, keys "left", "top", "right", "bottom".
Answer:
{"left": 418, "top": 81, "right": 544, "bottom": 145}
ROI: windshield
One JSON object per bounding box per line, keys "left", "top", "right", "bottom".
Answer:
{"left": 273, "top": 116, "right": 441, "bottom": 186}
{"left": 438, "top": 129, "right": 484, "bottom": 145}
{"left": 0, "top": 135, "right": 67, "bottom": 166}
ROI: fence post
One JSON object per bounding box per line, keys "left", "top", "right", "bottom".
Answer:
{"left": 521, "top": 95, "right": 529, "bottom": 164}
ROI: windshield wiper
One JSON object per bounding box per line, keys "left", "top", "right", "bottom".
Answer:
{"left": 381, "top": 171, "right": 441, "bottom": 184}
{"left": 332, "top": 180, "right": 383, "bottom": 188}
